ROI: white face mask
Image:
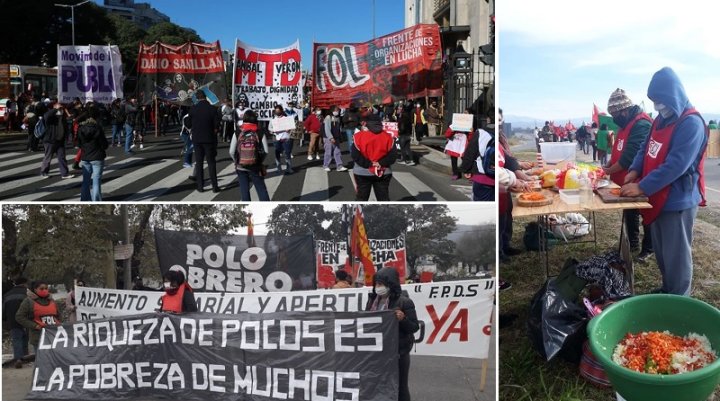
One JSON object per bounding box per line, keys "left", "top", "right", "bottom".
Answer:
{"left": 653, "top": 102, "right": 673, "bottom": 119}
{"left": 163, "top": 282, "right": 172, "bottom": 289}
{"left": 315, "top": 111, "right": 322, "bottom": 115}
{"left": 375, "top": 285, "right": 389, "bottom": 297}
{"left": 416, "top": 104, "right": 421, "bottom": 108}
{"left": 332, "top": 111, "right": 339, "bottom": 116}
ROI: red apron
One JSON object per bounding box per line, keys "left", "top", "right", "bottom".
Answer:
{"left": 33, "top": 300, "right": 59, "bottom": 327}
{"left": 161, "top": 283, "right": 190, "bottom": 313}
{"left": 609, "top": 112, "right": 652, "bottom": 186}
{"left": 639, "top": 108, "right": 707, "bottom": 225}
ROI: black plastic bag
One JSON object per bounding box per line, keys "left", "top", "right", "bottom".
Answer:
{"left": 527, "top": 260, "right": 588, "bottom": 363}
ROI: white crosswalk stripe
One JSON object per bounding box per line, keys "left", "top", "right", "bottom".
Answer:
{"left": 181, "top": 163, "right": 238, "bottom": 202}
{"left": 0, "top": 151, "right": 25, "bottom": 161}
{"left": 0, "top": 153, "right": 48, "bottom": 177}
{"left": 0, "top": 151, "right": 469, "bottom": 201}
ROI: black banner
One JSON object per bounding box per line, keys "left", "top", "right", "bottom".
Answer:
{"left": 154, "top": 229, "right": 316, "bottom": 292}
{"left": 27, "top": 311, "right": 398, "bottom": 401}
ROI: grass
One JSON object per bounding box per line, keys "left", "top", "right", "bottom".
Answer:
{"left": 499, "top": 196, "right": 720, "bottom": 401}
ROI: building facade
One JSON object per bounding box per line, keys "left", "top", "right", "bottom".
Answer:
{"left": 102, "top": 0, "right": 170, "bottom": 30}
{"left": 405, "top": 0, "right": 494, "bottom": 125}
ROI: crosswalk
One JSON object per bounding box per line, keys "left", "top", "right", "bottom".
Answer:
{"left": 0, "top": 137, "right": 473, "bottom": 202}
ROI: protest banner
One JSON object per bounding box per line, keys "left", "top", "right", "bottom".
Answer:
{"left": 137, "top": 41, "right": 227, "bottom": 106}
{"left": 76, "top": 279, "right": 495, "bottom": 359}
{"left": 233, "top": 39, "right": 303, "bottom": 121}
{"left": 450, "top": 113, "right": 474, "bottom": 132}
{"left": 154, "top": 229, "right": 316, "bottom": 293}
{"left": 312, "top": 24, "right": 442, "bottom": 109}
{"left": 28, "top": 311, "right": 398, "bottom": 401}
{"left": 316, "top": 235, "right": 407, "bottom": 289}
{"left": 57, "top": 45, "right": 123, "bottom": 104}
{"left": 382, "top": 121, "right": 399, "bottom": 138}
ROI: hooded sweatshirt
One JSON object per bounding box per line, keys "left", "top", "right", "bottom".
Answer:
{"left": 78, "top": 117, "right": 109, "bottom": 161}
{"left": 16, "top": 290, "right": 59, "bottom": 347}
{"left": 365, "top": 267, "right": 419, "bottom": 355}
{"left": 629, "top": 67, "right": 707, "bottom": 212}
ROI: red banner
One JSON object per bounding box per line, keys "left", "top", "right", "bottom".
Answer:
{"left": 351, "top": 206, "right": 375, "bottom": 286}
{"left": 312, "top": 24, "right": 442, "bottom": 109}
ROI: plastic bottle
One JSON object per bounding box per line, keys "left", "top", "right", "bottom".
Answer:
{"left": 579, "top": 172, "right": 593, "bottom": 205}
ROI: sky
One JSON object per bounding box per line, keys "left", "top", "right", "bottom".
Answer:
{"left": 237, "top": 203, "right": 496, "bottom": 235}
{"left": 499, "top": 0, "right": 720, "bottom": 121}
{"left": 96, "top": 0, "right": 406, "bottom": 70}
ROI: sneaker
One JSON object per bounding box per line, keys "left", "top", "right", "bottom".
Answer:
{"left": 285, "top": 167, "right": 294, "bottom": 174}
{"left": 637, "top": 251, "right": 654, "bottom": 264}
{"left": 182, "top": 163, "right": 193, "bottom": 169}
{"left": 40, "top": 173, "right": 50, "bottom": 179}
{"left": 405, "top": 160, "right": 416, "bottom": 166}
{"left": 499, "top": 280, "right": 512, "bottom": 291}
{"left": 308, "top": 155, "right": 314, "bottom": 160}
{"left": 324, "top": 167, "right": 332, "bottom": 172}
{"left": 337, "top": 166, "right": 348, "bottom": 172}
{"left": 139, "top": 144, "right": 144, "bottom": 150}
{"left": 130, "top": 144, "right": 135, "bottom": 150}
{"left": 451, "top": 175, "right": 459, "bottom": 181}
{"left": 60, "top": 174, "right": 75, "bottom": 179}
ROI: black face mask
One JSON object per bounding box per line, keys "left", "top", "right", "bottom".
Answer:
{"left": 612, "top": 108, "right": 633, "bottom": 128}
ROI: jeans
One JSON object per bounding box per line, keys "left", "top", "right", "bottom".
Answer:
{"left": 236, "top": 170, "right": 270, "bottom": 201}
{"left": 473, "top": 183, "right": 495, "bottom": 201}
{"left": 181, "top": 133, "right": 194, "bottom": 165}
{"left": 80, "top": 160, "right": 104, "bottom": 201}
{"left": 323, "top": 139, "right": 344, "bottom": 168}
{"left": 124, "top": 123, "right": 134, "bottom": 153}
{"left": 10, "top": 327, "right": 28, "bottom": 361}
{"left": 111, "top": 123, "right": 122, "bottom": 145}
{"left": 274, "top": 140, "right": 293, "bottom": 168}
{"left": 623, "top": 209, "right": 653, "bottom": 252}
{"left": 345, "top": 129, "right": 354, "bottom": 153}
{"left": 355, "top": 174, "right": 391, "bottom": 201}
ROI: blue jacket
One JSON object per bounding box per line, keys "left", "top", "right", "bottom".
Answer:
{"left": 629, "top": 67, "right": 707, "bottom": 212}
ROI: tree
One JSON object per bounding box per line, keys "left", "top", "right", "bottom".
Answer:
{"left": 105, "top": 14, "right": 146, "bottom": 77}
{"left": 1, "top": 204, "right": 249, "bottom": 289}
{"left": 454, "top": 225, "right": 495, "bottom": 271}
{"left": 267, "top": 205, "right": 333, "bottom": 240}
{"left": 144, "top": 22, "right": 202, "bottom": 46}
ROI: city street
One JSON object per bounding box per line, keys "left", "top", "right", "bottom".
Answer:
{"left": 0, "top": 129, "right": 473, "bottom": 202}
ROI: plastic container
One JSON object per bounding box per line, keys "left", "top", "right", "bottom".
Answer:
{"left": 587, "top": 295, "right": 720, "bottom": 401}
{"left": 540, "top": 142, "right": 576, "bottom": 164}
{"left": 580, "top": 174, "right": 593, "bottom": 205}
{"left": 559, "top": 189, "right": 580, "bottom": 204}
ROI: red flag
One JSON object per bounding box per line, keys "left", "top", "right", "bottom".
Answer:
{"left": 350, "top": 206, "right": 375, "bottom": 286}
{"left": 592, "top": 104, "right": 600, "bottom": 126}
{"left": 246, "top": 214, "right": 256, "bottom": 248}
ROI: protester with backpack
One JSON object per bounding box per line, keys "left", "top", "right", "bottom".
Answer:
{"left": 229, "top": 109, "right": 270, "bottom": 201}
{"left": 460, "top": 111, "right": 495, "bottom": 201}
{"left": 23, "top": 100, "right": 40, "bottom": 152}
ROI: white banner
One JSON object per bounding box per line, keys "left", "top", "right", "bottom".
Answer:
{"left": 233, "top": 39, "right": 303, "bottom": 121}
{"left": 76, "top": 279, "right": 495, "bottom": 359}
{"left": 57, "top": 45, "right": 123, "bottom": 104}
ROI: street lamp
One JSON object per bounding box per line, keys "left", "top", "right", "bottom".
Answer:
{"left": 54, "top": 0, "right": 91, "bottom": 47}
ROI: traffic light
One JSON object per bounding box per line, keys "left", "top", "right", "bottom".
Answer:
{"left": 479, "top": 43, "right": 494, "bottom": 67}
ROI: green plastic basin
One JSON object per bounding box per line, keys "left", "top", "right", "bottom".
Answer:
{"left": 587, "top": 294, "right": 720, "bottom": 401}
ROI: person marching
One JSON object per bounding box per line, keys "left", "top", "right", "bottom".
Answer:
{"left": 230, "top": 109, "right": 270, "bottom": 201}
{"left": 77, "top": 105, "right": 109, "bottom": 201}
{"left": 269, "top": 105, "right": 294, "bottom": 174}
{"left": 603, "top": 88, "right": 654, "bottom": 261}
{"left": 15, "top": 281, "right": 61, "bottom": 354}
{"left": 322, "top": 106, "right": 348, "bottom": 172}
{"left": 303, "top": 107, "right": 323, "bottom": 161}
{"left": 188, "top": 90, "right": 221, "bottom": 193}
{"left": 621, "top": 67, "right": 708, "bottom": 296}
{"left": 159, "top": 271, "right": 197, "bottom": 313}
{"left": 352, "top": 114, "right": 397, "bottom": 201}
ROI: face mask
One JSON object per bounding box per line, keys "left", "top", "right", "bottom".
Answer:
{"left": 315, "top": 111, "right": 322, "bottom": 115}
{"left": 416, "top": 104, "right": 421, "bottom": 108}
{"left": 36, "top": 289, "right": 50, "bottom": 298}
{"left": 163, "top": 282, "right": 172, "bottom": 289}
{"left": 332, "top": 111, "right": 339, "bottom": 116}
{"left": 375, "top": 285, "right": 389, "bottom": 296}
{"left": 654, "top": 102, "right": 673, "bottom": 119}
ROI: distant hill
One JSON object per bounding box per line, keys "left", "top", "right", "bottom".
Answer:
{"left": 508, "top": 113, "right": 720, "bottom": 130}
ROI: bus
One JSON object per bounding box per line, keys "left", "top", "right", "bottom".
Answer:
{"left": 0, "top": 64, "right": 57, "bottom": 124}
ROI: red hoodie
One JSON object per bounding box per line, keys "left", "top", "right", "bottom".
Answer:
{"left": 303, "top": 114, "right": 322, "bottom": 133}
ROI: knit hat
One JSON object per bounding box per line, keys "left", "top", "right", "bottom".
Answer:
{"left": 607, "top": 88, "right": 633, "bottom": 114}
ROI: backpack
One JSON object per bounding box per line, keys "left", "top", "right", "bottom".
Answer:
{"left": 476, "top": 130, "right": 495, "bottom": 178}
{"left": 33, "top": 117, "right": 46, "bottom": 139}
{"left": 236, "top": 131, "right": 263, "bottom": 167}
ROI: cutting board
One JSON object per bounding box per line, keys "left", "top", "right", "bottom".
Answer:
{"left": 595, "top": 187, "right": 649, "bottom": 203}
{"left": 517, "top": 193, "right": 553, "bottom": 207}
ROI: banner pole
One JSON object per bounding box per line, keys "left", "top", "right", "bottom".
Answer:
{"left": 154, "top": 94, "right": 159, "bottom": 137}
{"left": 480, "top": 358, "right": 489, "bottom": 391}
